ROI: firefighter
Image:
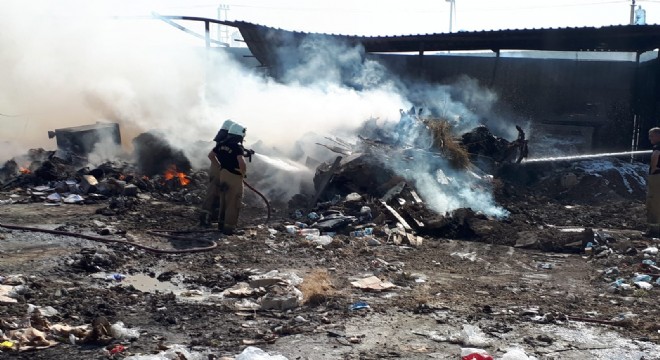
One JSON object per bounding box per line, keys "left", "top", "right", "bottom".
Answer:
{"left": 207, "top": 122, "right": 247, "bottom": 235}
{"left": 199, "top": 119, "right": 236, "bottom": 227}
{"left": 647, "top": 127, "right": 660, "bottom": 237}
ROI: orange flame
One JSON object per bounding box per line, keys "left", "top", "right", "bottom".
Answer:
{"left": 19, "top": 167, "right": 31, "bottom": 174}
{"left": 164, "top": 165, "right": 190, "bottom": 186}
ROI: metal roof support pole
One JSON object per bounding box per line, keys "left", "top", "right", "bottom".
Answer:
{"left": 205, "top": 21, "right": 211, "bottom": 49}
{"left": 418, "top": 43, "right": 425, "bottom": 78}
{"left": 653, "top": 51, "right": 660, "bottom": 130}
{"left": 631, "top": 51, "right": 642, "bottom": 161}
{"left": 489, "top": 49, "right": 501, "bottom": 88}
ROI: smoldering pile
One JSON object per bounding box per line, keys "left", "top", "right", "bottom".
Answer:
{"left": 285, "top": 107, "right": 529, "bottom": 242}
{"left": 0, "top": 130, "right": 207, "bottom": 213}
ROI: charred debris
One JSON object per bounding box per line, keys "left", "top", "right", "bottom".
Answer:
{"left": 289, "top": 107, "right": 530, "bottom": 244}
{"left": 0, "top": 111, "right": 532, "bottom": 241}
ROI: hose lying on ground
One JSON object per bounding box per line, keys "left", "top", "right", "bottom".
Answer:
{"left": 0, "top": 223, "right": 219, "bottom": 254}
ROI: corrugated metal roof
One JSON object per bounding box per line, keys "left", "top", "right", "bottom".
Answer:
{"left": 155, "top": 17, "right": 660, "bottom": 68}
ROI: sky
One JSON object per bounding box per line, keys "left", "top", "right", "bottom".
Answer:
{"left": 110, "top": 0, "right": 659, "bottom": 36}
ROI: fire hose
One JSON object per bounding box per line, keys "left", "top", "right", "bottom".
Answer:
{"left": 0, "top": 182, "right": 271, "bottom": 254}
{"left": 0, "top": 223, "right": 219, "bottom": 254}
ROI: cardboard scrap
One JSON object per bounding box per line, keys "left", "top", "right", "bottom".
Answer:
{"left": 351, "top": 276, "right": 396, "bottom": 291}
{"left": 6, "top": 327, "right": 58, "bottom": 350}
{"left": 0, "top": 285, "right": 18, "bottom": 303}
{"left": 389, "top": 229, "right": 422, "bottom": 247}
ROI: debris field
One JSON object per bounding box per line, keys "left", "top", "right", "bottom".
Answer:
{"left": 1, "top": 115, "right": 659, "bottom": 360}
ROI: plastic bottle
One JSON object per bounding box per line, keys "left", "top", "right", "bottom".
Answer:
{"left": 294, "top": 221, "right": 308, "bottom": 229}
{"left": 350, "top": 228, "right": 373, "bottom": 237}
{"left": 633, "top": 274, "right": 652, "bottom": 283}
{"left": 306, "top": 234, "right": 333, "bottom": 246}
{"left": 298, "top": 228, "right": 320, "bottom": 237}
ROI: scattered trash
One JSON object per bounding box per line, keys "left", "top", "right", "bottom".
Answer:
{"left": 451, "top": 252, "right": 477, "bottom": 262}
{"left": 351, "top": 275, "right": 396, "bottom": 291}
{"left": 109, "top": 321, "right": 140, "bottom": 340}
{"left": 500, "top": 348, "right": 537, "bottom": 360}
{"left": 236, "top": 346, "right": 289, "bottom": 360}
{"left": 608, "top": 279, "right": 632, "bottom": 292}
{"left": 0, "top": 285, "right": 19, "bottom": 303}
{"left": 108, "top": 344, "right": 126, "bottom": 355}
{"left": 634, "top": 281, "right": 653, "bottom": 290}
{"left": 180, "top": 289, "right": 204, "bottom": 297}
{"left": 349, "top": 301, "right": 370, "bottom": 311}
{"left": 299, "top": 228, "right": 320, "bottom": 237}
{"left": 125, "top": 344, "right": 211, "bottom": 360}
{"left": 345, "top": 192, "right": 362, "bottom": 202}
{"left": 350, "top": 228, "right": 373, "bottom": 237}
{"left": 63, "top": 194, "right": 84, "bottom": 204}
{"left": 105, "top": 274, "right": 126, "bottom": 282}
{"left": 307, "top": 212, "right": 320, "bottom": 220}
{"left": 642, "top": 247, "right": 659, "bottom": 255}
{"left": 632, "top": 274, "right": 652, "bottom": 283}
{"left": 0, "top": 340, "right": 15, "bottom": 350}
{"left": 46, "top": 193, "right": 62, "bottom": 203}
{"left": 461, "top": 324, "right": 490, "bottom": 347}
{"left": 27, "top": 304, "right": 59, "bottom": 317}
{"left": 537, "top": 263, "right": 553, "bottom": 270}
{"left": 460, "top": 347, "right": 493, "bottom": 360}
{"left": 306, "top": 234, "right": 333, "bottom": 246}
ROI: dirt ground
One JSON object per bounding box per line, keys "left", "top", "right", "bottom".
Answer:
{"left": 1, "top": 158, "right": 660, "bottom": 359}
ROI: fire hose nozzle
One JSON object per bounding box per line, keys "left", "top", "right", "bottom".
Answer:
{"left": 243, "top": 148, "right": 255, "bottom": 162}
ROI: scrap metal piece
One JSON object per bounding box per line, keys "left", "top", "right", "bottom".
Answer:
{"left": 309, "top": 156, "right": 343, "bottom": 208}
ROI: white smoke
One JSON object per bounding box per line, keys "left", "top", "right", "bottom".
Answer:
{"left": 0, "top": 1, "right": 514, "bottom": 215}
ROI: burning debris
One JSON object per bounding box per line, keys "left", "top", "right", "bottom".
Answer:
{"left": 0, "top": 127, "right": 205, "bottom": 212}
{"left": 132, "top": 131, "right": 192, "bottom": 177}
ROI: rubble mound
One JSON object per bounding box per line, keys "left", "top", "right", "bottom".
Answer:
{"left": 499, "top": 158, "right": 647, "bottom": 204}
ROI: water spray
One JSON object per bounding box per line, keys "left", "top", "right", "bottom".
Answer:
{"left": 253, "top": 153, "right": 311, "bottom": 173}
{"left": 524, "top": 150, "right": 652, "bottom": 163}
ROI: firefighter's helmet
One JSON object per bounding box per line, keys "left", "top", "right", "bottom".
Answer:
{"left": 228, "top": 123, "right": 247, "bottom": 138}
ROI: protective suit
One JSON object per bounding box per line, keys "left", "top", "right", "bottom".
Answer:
{"left": 200, "top": 120, "right": 235, "bottom": 227}
{"left": 647, "top": 134, "right": 660, "bottom": 237}
{"left": 206, "top": 122, "right": 247, "bottom": 235}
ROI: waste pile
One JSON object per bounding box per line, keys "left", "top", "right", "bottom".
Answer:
{"left": 0, "top": 135, "right": 209, "bottom": 213}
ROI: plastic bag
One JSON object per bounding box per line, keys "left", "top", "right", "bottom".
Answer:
{"left": 236, "top": 346, "right": 289, "bottom": 360}
{"left": 460, "top": 348, "right": 493, "bottom": 360}
{"left": 110, "top": 321, "right": 140, "bottom": 340}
